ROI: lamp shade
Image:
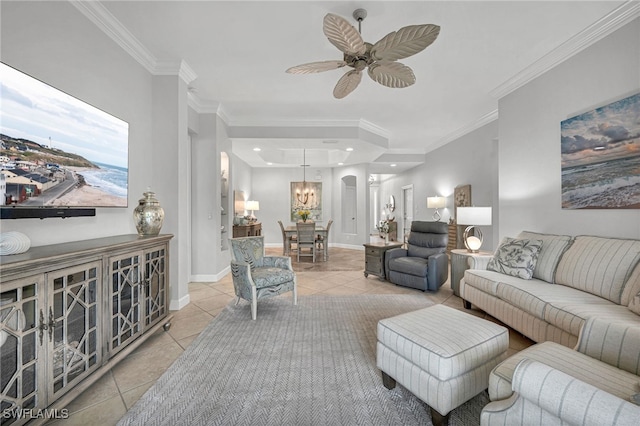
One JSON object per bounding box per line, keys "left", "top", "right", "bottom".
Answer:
{"left": 246, "top": 200, "right": 259, "bottom": 211}
{"left": 457, "top": 207, "right": 491, "bottom": 226}
{"left": 427, "top": 196, "right": 446, "bottom": 209}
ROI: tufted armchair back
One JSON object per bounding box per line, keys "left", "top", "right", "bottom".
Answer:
{"left": 407, "top": 221, "right": 448, "bottom": 258}
{"left": 230, "top": 236, "right": 264, "bottom": 269}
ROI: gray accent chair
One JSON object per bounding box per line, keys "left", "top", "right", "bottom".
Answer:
{"left": 385, "top": 221, "right": 449, "bottom": 291}
{"left": 229, "top": 236, "right": 297, "bottom": 320}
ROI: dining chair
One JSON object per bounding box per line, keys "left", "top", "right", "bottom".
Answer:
{"left": 278, "top": 220, "right": 296, "bottom": 255}
{"left": 296, "top": 221, "right": 317, "bottom": 262}
{"left": 229, "top": 236, "right": 297, "bottom": 320}
{"left": 315, "top": 219, "right": 333, "bottom": 261}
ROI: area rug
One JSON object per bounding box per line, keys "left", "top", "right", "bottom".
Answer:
{"left": 118, "top": 295, "right": 488, "bottom": 426}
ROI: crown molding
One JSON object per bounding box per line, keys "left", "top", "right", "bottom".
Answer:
{"left": 359, "top": 119, "right": 391, "bottom": 139}
{"left": 69, "top": 1, "right": 157, "bottom": 73}
{"left": 155, "top": 60, "right": 197, "bottom": 84}
{"left": 426, "top": 109, "right": 499, "bottom": 154}
{"left": 187, "top": 92, "right": 221, "bottom": 114}
{"left": 69, "top": 0, "right": 197, "bottom": 82}
{"left": 491, "top": 1, "right": 640, "bottom": 99}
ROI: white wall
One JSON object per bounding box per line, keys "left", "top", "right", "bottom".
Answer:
{"left": 190, "top": 112, "right": 218, "bottom": 280}
{"left": 380, "top": 120, "right": 499, "bottom": 251}
{"left": 249, "top": 166, "right": 334, "bottom": 246}
{"left": 1, "top": 2, "right": 193, "bottom": 309}
{"left": 499, "top": 18, "right": 640, "bottom": 240}
{"left": 0, "top": 2, "right": 152, "bottom": 242}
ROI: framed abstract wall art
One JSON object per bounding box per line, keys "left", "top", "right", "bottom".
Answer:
{"left": 290, "top": 181, "right": 322, "bottom": 221}
{"left": 561, "top": 92, "right": 640, "bottom": 209}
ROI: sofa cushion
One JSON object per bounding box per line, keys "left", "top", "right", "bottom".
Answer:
{"left": 487, "top": 237, "right": 543, "bottom": 280}
{"left": 251, "top": 267, "right": 295, "bottom": 288}
{"left": 544, "top": 302, "right": 637, "bottom": 338}
{"left": 517, "top": 231, "right": 572, "bottom": 283}
{"left": 388, "top": 256, "right": 428, "bottom": 277}
{"left": 492, "top": 278, "right": 613, "bottom": 323}
{"left": 555, "top": 236, "right": 640, "bottom": 304}
{"left": 462, "top": 269, "right": 505, "bottom": 296}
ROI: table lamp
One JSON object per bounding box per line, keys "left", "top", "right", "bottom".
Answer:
{"left": 427, "top": 196, "right": 446, "bottom": 221}
{"left": 456, "top": 207, "right": 492, "bottom": 252}
{"left": 246, "top": 200, "right": 259, "bottom": 222}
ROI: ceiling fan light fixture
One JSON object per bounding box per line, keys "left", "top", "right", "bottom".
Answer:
{"left": 286, "top": 9, "right": 440, "bottom": 99}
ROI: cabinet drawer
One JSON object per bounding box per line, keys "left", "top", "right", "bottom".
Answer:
{"left": 369, "top": 246, "right": 388, "bottom": 256}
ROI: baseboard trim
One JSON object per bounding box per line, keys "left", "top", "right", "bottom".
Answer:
{"left": 190, "top": 266, "right": 230, "bottom": 283}
{"left": 169, "top": 293, "right": 190, "bottom": 311}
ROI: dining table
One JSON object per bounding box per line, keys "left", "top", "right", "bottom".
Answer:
{"left": 284, "top": 224, "right": 327, "bottom": 261}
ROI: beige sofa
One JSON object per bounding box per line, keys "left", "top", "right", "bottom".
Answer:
{"left": 459, "top": 231, "right": 640, "bottom": 425}
{"left": 459, "top": 231, "right": 640, "bottom": 348}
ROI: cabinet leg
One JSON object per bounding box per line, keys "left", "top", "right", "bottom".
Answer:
{"left": 430, "top": 407, "right": 450, "bottom": 426}
{"left": 163, "top": 322, "right": 172, "bottom": 331}
{"left": 381, "top": 371, "right": 396, "bottom": 390}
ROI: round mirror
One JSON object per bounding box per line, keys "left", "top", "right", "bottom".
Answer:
{"left": 388, "top": 195, "right": 395, "bottom": 212}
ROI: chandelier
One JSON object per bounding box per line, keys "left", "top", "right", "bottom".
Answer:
{"left": 296, "top": 149, "right": 314, "bottom": 205}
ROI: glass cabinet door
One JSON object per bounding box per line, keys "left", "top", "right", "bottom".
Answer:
{"left": 144, "top": 246, "right": 168, "bottom": 329}
{"left": 47, "top": 262, "right": 101, "bottom": 401}
{"left": 108, "top": 252, "right": 143, "bottom": 355}
{"left": 0, "top": 276, "right": 43, "bottom": 425}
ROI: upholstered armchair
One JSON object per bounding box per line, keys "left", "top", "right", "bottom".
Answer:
{"left": 385, "top": 221, "right": 449, "bottom": 291}
{"left": 229, "top": 236, "right": 297, "bottom": 320}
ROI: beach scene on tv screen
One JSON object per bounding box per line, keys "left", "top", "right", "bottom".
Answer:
{"left": 0, "top": 62, "right": 128, "bottom": 208}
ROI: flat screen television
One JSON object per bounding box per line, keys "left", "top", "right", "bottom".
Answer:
{"left": 0, "top": 62, "right": 129, "bottom": 219}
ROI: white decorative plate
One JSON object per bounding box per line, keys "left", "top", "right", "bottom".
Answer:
{"left": 0, "top": 231, "right": 31, "bottom": 255}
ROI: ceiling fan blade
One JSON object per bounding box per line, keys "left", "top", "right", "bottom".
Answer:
{"left": 371, "top": 24, "right": 440, "bottom": 61}
{"left": 367, "top": 61, "right": 416, "bottom": 88}
{"left": 286, "top": 60, "right": 347, "bottom": 74}
{"left": 323, "top": 13, "right": 366, "bottom": 56}
{"left": 333, "top": 70, "right": 362, "bottom": 99}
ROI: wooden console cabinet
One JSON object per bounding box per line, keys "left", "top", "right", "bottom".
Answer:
{"left": 232, "top": 222, "right": 262, "bottom": 238}
{"left": 0, "top": 234, "right": 172, "bottom": 425}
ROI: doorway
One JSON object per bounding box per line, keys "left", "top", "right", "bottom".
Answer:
{"left": 402, "top": 184, "right": 413, "bottom": 244}
{"left": 341, "top": 175, "right": 357, "bottom": 234}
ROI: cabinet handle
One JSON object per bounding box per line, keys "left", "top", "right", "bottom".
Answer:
{"left": 48, "top": 307, "right": 56, "bottom": 342}
{"left": 38, "top": 309, "right": 47, "bottom": 346}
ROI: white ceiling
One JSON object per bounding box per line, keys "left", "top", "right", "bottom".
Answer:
{"left": 83, "top": 1, "right": 628, "bottom": 173}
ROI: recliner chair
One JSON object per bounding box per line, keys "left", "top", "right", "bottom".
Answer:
{"left": 385, "top": 221, "right": 449, "bottom": 291}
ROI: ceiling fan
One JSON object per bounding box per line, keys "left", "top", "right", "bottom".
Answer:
{"left": 286, "top": 9, "right": 440, "bottom": 99}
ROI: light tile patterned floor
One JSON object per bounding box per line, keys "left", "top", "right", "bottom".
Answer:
{"left": 54, "top": 246, "right": 534, "bottom": 425}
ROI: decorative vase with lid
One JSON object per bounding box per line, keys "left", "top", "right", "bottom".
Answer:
{"left": 133, "top": 190, "right": 165, "bottom": 236}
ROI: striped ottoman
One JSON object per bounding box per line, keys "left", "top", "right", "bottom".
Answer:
{"left": 376, "top": 304, "right": 509, "bottom": 426}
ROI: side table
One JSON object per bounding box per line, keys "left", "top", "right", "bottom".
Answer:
{"left": 363, "top": 241, "right": 403, "bottom": 279}
{"left": 450, "top": 249, "right": 493, "bottom": 296}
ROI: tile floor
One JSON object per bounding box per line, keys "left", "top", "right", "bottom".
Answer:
{"left": 52, "top": 246, "right": 534, "bottom": 425}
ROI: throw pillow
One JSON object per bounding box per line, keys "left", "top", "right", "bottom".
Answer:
{"left": 487, "top": 237, "right": 543, "bottom": 280}
{"left": 629, "top": 291, "right": 640, "bottom": 316}
{"left": 517, "top": 231, "right": 573, "bottom": 283}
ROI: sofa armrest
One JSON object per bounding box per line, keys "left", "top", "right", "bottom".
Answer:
{"left": 481, "top": 359, "right": 640, "bottom": 426}
{"left": 230, "top": 261, "right": 255, "bottom": 300}
{"left": 428, "top": 252, "right": 449, "bottom": 289}
{"left": 262, "top": 256, "right": 293, "bottom": 270}
{"left": 576, "top": 317, "right": 640, "bottom": 376}
{"left": 385, "top": 247, "right": 407, "bottom": 277}
{"left": 385, "top": 247, "right": 407, "bottom": 260}
{"left": 468, "top": 255, "right": 492, "bottom": 270}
